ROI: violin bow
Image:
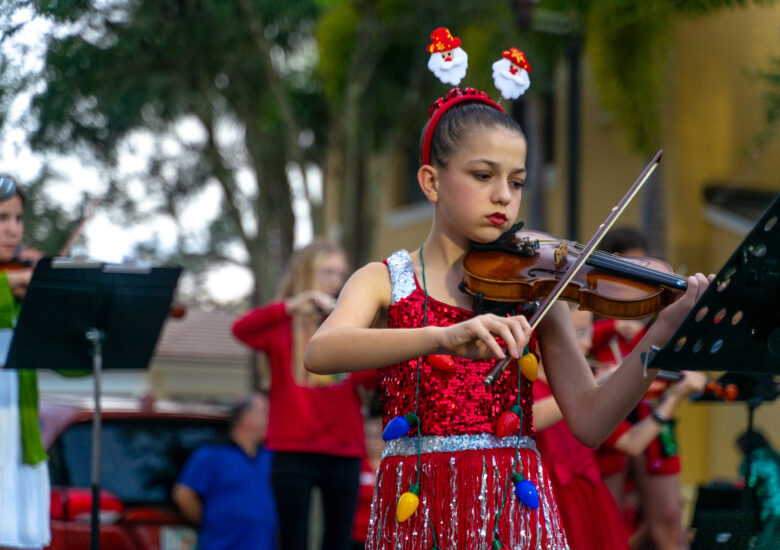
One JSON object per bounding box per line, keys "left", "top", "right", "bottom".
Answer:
{"left": 484, "top": 149, "right": 664, "bottom": 386}
{"left": 58, "top": 197, "right": 102, "bottom": 257}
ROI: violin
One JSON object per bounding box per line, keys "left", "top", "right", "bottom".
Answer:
{"left": 0, "top": 258, "right": 34, "bottom": 271}
{"left": 0, "top": 246, "right": 40, "bottom": 271}
{"left": 462, "top": 227, "right": 689, "bottom": 320}
{"left": 647, "top": 370, "right": 739, "bottom": 401}
{"left": 593, "top": 364, "right": 738, "bottom": 401}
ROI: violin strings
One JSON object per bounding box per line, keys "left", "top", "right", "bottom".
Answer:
{"left": 556, "top": 242, "right": 687, "bottom": 288}
{"left": 587, "top": 252, "right": 686, "bottom": 288}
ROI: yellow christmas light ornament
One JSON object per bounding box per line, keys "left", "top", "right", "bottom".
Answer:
{"left": 520, "top": 351, "right": 538, "bottom": 381}
{"left": 396, "top": 483, "right": 421, "bottom": 522}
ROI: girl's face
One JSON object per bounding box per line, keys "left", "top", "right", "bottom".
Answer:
{"left": 313, "top": 252, "right": 349, "bottom": 297}
{"left": 434, "top": 126, "right": 527, "bottom": 244}
{"left": 0, "top": 195, "right": 24, "bottom": 263}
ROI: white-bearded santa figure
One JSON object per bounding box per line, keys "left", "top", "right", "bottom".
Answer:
{"left": 492, "top": 47, "right": 531, "bottom": 100}
{"left": 427, "top": 27, "right": 468, "bottom": 86}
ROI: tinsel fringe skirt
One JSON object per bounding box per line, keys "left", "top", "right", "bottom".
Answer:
{"left": 366, "top": 434, "right": 570, "bottom": 550}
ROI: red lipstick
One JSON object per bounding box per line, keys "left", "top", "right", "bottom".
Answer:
{"left": 486, "top": 213, "right": 507, "bottom": 226}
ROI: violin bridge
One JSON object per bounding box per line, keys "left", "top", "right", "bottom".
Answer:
{"left": 553, "top": 242, "right": 568, "bottom": 269}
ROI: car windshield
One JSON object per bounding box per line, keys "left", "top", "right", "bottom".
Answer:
{"left": 49, "top": 418, "right": 224, "bottom": 506}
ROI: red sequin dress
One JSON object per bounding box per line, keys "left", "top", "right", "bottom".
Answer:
{"left": 365, "top": 250, "right": 568, "bottom": 550}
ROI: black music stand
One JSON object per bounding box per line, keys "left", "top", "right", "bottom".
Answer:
{"left": 2, "top": 257, "right": 181, "bottom": 550}
{"left": 650, "top": 193, "right": 780, "bottom": 374}
{"left": 650, "top": 194, "right": 780, "bottom": 546}
{"left": 688, "top": 372, "right": 779, "bottom": 547}
{"left": 690, "top": 481, "right": 757, "bottom": 549}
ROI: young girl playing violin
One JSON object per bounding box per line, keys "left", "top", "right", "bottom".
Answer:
{"left": 0, "top": 175, "right": 49, "bottom": 550}
{"left": 304, "top": 86, "right": 712, "bottom": 549}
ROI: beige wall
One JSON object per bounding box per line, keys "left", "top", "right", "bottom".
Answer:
{"left": 666, "top": 4, "right": 780, "bottom": 273}
{"left": 665, "top": 5, "right": 780, "bottom": 488}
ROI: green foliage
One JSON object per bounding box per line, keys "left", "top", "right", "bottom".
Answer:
{"left": 20, "top": 168, "right": 97, "bottom": 257}
{"left": 315, "top": 1, "right": 358, "bottom": 103}
{"left": 585, "top": 0, "right": 674, "bottom": 152}
{"left": 2, "top": 0, "right": 327, "bottom": 303}
{"left": 555, "top": 0, "right": 777, "bottom": 153}
{"left": 752, "top": 55, "right": 780, "bottom": 151}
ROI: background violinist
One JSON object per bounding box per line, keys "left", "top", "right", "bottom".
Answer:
{"left": 0, "top": 174, "right": 50, "bottom": 550}
{"left": 592, "top": 225, "right": 701, "bottom": 550}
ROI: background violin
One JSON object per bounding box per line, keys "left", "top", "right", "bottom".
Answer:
{"left": 0, "top": 257, "right": 35, "bottom": 271}
{"left": 651, "top": 370, "right": 739, "bottom": 401}
{"left": 593, "top": 363, "right": 738, "bottom": 401}
{"left": 462, "top": 228, "right": 689, "bottom": 320}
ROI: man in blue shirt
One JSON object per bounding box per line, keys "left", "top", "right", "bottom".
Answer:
{"left": 173, "top": 393, "right": 278, "bottom": 549}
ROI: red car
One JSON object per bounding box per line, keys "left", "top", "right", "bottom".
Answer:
{"left": 40, "top": 394, "right": 228, "bottom": 550}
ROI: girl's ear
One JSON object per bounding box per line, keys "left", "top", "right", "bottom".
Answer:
{"left": 417, "top": 165, "right": 439, "bottom": 203}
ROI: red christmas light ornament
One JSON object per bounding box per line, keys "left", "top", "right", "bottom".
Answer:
{"left": 496, "top": 404, "right": 522, "bottom": 438}
{"left": 428, "top": 354, "right": 456, "bottom": 373}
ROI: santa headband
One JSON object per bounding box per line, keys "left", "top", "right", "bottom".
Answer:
{"left": 422, "top": 27, "right": 531, "bottom": 167}
{"left": 501, "top": 47, "right": 531, "bottom": 73}
{"left": 427, "top": 27, "right": 461, "bottom": 53}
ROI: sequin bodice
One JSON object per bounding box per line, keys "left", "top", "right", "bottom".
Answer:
{"left": 381, "top": 250, "right": 534, "bottom": 437}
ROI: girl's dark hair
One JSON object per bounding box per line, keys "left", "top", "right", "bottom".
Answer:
{"left": 737, "top": 430, "right": 770, "bottom": 455}
{"left": 598, "top": 226, "right": 649, "bottom": 255}
{"left": 420, "top": 102, "right": 525, "bottom": 168}
{"left": 227, "top": 391, "right": 269, "bottom": 432}
{"left": 0, "top": 174, "right": 25, "bottom": 206}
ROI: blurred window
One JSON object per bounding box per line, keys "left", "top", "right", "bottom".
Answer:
{"left": 48, "top": 419, "right": 225, "bottom": 505}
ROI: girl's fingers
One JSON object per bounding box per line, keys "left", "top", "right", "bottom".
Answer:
{"left": 474, "top": 324, "right": 506, "bottom": 359}
{"left": 506, "top": 316, "right": 531, "bottom": 356}
{"left": 685, "top": 273, "right": 710, "bottom": 305}
{"left": 695, "top": 273, "right": 711, "bottom": 299}
{"left": 489, "top": 320, "right": 518, "bottom": 358}
{"left": 484, "top": 314, "right": 530, "bottom": 359}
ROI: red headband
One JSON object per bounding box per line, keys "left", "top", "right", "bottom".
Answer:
{"left": 421, "top": 87, "right": 504, "bottom": 167}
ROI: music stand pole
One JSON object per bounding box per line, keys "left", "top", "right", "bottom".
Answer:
{"left": 743, "top": 395, "right": 763, "bottom": 540}
{"left": 3, "top": 258, "right": 182, "bottom": 550}
{"left": 87, "top": 328, "right": 104, "bottom": 550}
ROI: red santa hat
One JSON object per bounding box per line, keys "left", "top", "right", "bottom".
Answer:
{"left": 427, "top": 27, "right": 461, "bottom": 54}
{"left": 501, "top": 48, "right": 531, "bottom": 73}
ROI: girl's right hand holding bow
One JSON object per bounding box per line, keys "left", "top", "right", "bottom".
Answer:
{"left": 436, "top": 313, "right": 532, "bottom": 360}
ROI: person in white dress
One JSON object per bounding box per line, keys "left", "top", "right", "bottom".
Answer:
{"left": 0, "top": 174, "right": 50, "bottom": 550}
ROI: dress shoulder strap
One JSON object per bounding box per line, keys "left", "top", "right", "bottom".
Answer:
{"left": 386, "top": 249, "right": 416, "bottom": 304}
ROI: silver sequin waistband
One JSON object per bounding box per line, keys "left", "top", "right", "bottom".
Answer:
{"left": 382, "top": 433, "right": 538, "bottom": 458}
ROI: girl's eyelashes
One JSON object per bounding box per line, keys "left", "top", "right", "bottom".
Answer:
{"left": 511, "top": 179, "right": 526, "bottom": 190}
